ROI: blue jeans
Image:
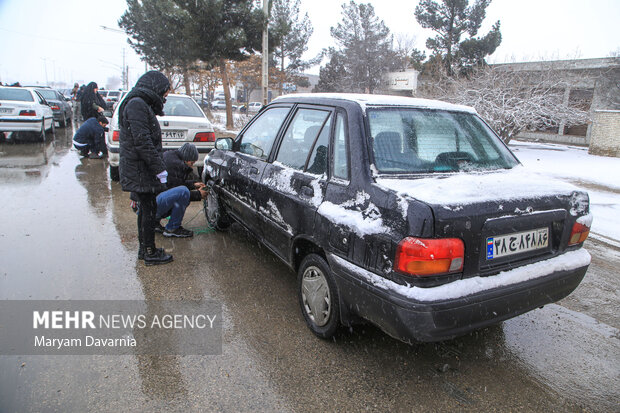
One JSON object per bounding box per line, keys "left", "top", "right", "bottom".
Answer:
{"left": 156, "top": 186, "right": 190, "bottom": 230}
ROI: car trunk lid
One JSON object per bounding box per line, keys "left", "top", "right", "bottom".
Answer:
{"left": 377, "top": 167, "right": 587, "bottom": 278}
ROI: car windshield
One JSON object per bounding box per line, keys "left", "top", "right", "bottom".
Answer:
{"left": 163, "top": 96, "right": 204, "bottom": 117}
{"left": 37, "top": 89, "right": 57, "bottom": 100}
{"left": 368, "top": 108, "right": 519, "bottom": 174}
{"left": 0, "top": 88, "right": 34, "bottom": 102}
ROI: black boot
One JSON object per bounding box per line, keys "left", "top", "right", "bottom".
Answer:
{"left": 144, "top": 247, "right": 173, "bottom": 266}
{"left": 138, "top": 244, "right": 145, "bottom": 260}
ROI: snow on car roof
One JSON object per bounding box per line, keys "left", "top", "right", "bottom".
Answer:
{"left": 274, "top": 93, "right": 477, "bottom": 114}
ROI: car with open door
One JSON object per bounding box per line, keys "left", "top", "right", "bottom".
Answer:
{"left": 202, "top": 93, "right": 592, "bottom": 343}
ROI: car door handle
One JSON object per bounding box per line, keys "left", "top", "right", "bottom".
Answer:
{"left": 249, "top": 167, "right": 259, "bottom": 175}
{"left": 301, "top": 185, "right": 314, "bottom": 197}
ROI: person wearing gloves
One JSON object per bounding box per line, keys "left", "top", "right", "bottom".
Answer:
{"left": 118, "top": 70, "right": 173, "bottom": 266}
{"left": 155, "top": 143, "right": 208, "bottom": 238}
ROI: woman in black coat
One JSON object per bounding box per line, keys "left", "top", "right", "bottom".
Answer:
{"left": 118, "top": 71, "right": 173, "bottom": 265}
{"left": 80, "top": 82, "right": 106, "bottom": 121}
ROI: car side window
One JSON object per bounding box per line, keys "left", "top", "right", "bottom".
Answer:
{"left": 239, "top": 107, "right": 290, "bottom": 159}
{"left": 276, "top": 108, "right": 330, "bottom": 170}
{"left": 332, "top": 112, "right": 349, "bottom": 180}
{"left": 306, "top": 115, "right": 332, "bottom": 175}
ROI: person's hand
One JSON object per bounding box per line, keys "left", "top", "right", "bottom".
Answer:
{"left": 97, "top": 107, "right": 104, "bottom": 113}
{"left": 156, "top": 170, "right": 168, "bottom": 184}
{"left": 194, "top": 182, "right": 206, "bottom": 189}
{"left": 199, "top": 188, "right": 208, "bottom": 199}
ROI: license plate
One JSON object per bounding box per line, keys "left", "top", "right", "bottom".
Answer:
{"left": 0, "top": 108, "right": 11, "bottom": 113}
{"left": 163, "top": 130, "right": 186, "bottom": 140}
{"left": 486, "top": 227, "right": 548, "bottom": 260}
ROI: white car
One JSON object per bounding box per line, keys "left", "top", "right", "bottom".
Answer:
{"left": 0, "top": 86, "right": 54, "bottom": 138}
{"left": 247, "top": 102, "right": 262, "bottom": 113}
{"left": 107, "top": 94, "right": 216, "bottom": 181}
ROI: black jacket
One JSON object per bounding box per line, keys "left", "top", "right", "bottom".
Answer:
{"left": 163, "top": 150, "right": 202, "bottom": 202}
{"left": 80, "top": 82, "right": 106, "bottom": 120}
{"left": 119, "top": 71, "right": 170, "bottom": 194}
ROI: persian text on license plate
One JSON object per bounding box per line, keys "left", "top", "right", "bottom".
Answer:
{"left": 486, "top": 227, "right": 548, "bottom": 260}
{"left": 163, "top": 130, "right": 186, "bottom": 140}
{"left": 0, "top": 108, "right": 12, "bottom": 113}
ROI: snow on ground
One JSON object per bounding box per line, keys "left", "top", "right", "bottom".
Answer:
{"left": 509, "top": 140, "right": 620, "bottom": 243}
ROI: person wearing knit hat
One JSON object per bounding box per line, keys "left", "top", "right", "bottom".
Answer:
{"left": 154, "top": 143, "right": 208, "bottom": 238}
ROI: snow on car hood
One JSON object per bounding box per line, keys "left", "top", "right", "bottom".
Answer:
{"left": 376, "top": 166, "right": 580, "bottom": 206}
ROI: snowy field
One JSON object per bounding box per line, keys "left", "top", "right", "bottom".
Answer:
{"left": 509, "top": 140, "right": 620, "bottom": 245}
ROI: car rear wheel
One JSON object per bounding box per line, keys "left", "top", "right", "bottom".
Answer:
{"left": 298, "top": 254, "right": 340, "bottom": 339}
{"left": 204, "top": 189, "right": 231, "bottom": 231}
{"left": 109, "top": 165, "right": 120, "bottom": 181}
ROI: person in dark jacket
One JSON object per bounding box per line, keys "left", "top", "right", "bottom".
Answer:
{"left": 155, "top": 143, "right": 207, "bottom": 238}
{"left": 119, "top": 71, "right": 172, "bottom": 265}
{"left": 80, "top": 82, "right": 106, "bottom": 121}
{"left": 72, "top": 115, "right": 108, "bottom": 158}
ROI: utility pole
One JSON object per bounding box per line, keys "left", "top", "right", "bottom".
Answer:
{"left": 261, "top": 0, "right": 269, "bottom": 105}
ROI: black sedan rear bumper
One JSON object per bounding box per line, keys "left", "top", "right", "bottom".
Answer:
{"left": 328, "top": 250, "right": 590, "bottom": 343}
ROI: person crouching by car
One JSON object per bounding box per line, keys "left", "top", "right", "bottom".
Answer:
{"left": 119, "top": 70, "right": 173, "bottom": 266}
{"left": 154, "top": 143, "right": 208, "bottom": 238}
{"left": 72, "top": 115, "right": 108, "bottom": 159}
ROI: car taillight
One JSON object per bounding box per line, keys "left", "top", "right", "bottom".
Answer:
{"left": 395, "top": 237, "right": 464, "bottom": 276}
{"left": 19, "top": 110, "right": 36, "bottom": 116}
{"left": 569, "top": 222, "right": 590, "bottom": 245}
{"left": 112, "top": 131, "right": 120, "bottom": 141}
{"left": 194, "top": 132, "right": 215, "bottom": 142}
{"left": 50, "top": 105, "right": 60, "bottom": 110}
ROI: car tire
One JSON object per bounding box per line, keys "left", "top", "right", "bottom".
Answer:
{"left": 109, "top": 165, "right": 120, "bottom": 181}
{"left": 204, "top": 190, "right": 231, "bottom": 231}
{"left": 298, "top": 254, "right": 341, "bottom": 339}
{"left": 40, "top": 120, "right": 46, "bottom": 142}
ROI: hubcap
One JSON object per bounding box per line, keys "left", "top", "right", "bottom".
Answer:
{"left": 301, "top": 265, "right": 331, "bottom": 327}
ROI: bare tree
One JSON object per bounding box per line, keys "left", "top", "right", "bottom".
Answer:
{"left": 419, "top": 67, "right": 590, "bottom": 143}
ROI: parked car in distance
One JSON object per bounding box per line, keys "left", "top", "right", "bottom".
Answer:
{"left": 211, "top": 100, "right": 226, "bottom": 110}
{"left": 240, "top": 101, "right": 263, "bottom": 113}
{"left": 202, "top": 93, "right": 592, "bottom": 344}
{"left": 107, "top": 93, "right": 216, "bottom": 181}
{"left": 0, "top": 86, "right": 54, "bottom": 138}
{"left": 106, "top": 90, "right": 123, "bottom": 109}
{"left": 35, "top": 88, "right": 72, "bottom": 128}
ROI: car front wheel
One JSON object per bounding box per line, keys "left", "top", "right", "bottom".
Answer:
{"left": 298, "top": 254, "right": 340, "bottom": 339}
{"left": 204, "top": 189, "right": 231, "bottom": 231}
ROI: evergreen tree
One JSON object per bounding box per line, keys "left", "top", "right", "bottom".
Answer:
{"left": 326, "top": 1, "right": 394, "bottom": 93}
{"left": 313, "top": 49, "right": 348, "bottom": 93}
{"left": 120, "top": 0, "right": 195, "bottom": 93}
{"left": 172, "top": 0, "right": 265, "bottom": 129}
{"left": 270, "top": 0, "right": 317, "bottom": 94}
{"left": 414, "top": 0, "right": 501, "bottom": 75}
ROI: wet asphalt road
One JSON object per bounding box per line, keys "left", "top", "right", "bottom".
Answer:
{"left": 0, "top": 122, "right": 619, "bottom": 412}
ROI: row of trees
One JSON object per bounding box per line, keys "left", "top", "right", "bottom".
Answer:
{"left": 120, "top": 0, "right": 315, "bottom": 128}
{"left": 120, "top": 0, "right": 590, "bottom": 141}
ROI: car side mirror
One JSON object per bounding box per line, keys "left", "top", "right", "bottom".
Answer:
{"left": 215, "top": 137, "right": 233, "bottom": 151}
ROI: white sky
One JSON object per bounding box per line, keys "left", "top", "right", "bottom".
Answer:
{"left": 0, "top": 0, "right": 618, "bottom": 88}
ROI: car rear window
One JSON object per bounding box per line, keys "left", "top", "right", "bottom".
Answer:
{"left": 37, "top": 89, "right": 57, "bottom": 100}
{"left": 164, "top": 96, "right": 204, "bottom": 117}
{"left": 108, "top": 91, "right": 121, "bottom": 97}
{"left": 368, "top": 108, "right": 519, "bottom": 173}
{"left": 0, "top": 88, "right": 34, "bottom": 102}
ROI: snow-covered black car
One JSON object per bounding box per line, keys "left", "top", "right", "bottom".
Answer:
{"left": 202, "top": 93, "right": 592, "bottom": 343}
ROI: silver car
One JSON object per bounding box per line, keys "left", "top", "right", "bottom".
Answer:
{"left": 106, "top": 94, "right": 216, "bottom": 181}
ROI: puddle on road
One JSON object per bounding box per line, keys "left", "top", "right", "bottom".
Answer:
{"left": 502, "top": 304, "right": 620, "bottom": 411}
